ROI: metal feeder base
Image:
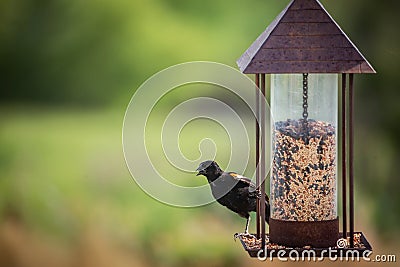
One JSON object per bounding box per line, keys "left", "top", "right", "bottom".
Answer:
{"left": 237, "top": 232, "right": 372, "bottom": 258}
{"left": 269, "top": 217, "right": 339, "bottom": 247}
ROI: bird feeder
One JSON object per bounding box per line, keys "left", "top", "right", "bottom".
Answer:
{"left": 236, "top": 0, "right": 375, "bottom": 257}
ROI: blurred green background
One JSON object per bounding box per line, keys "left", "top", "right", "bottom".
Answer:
{"left": 0, "top": 0, "right": 399, "bottom": 266}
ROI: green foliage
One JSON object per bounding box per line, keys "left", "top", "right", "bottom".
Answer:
{"left": 1, "top": 0, "right": 399, "bottom": 107}
{"left": 0, "top": 0, "right": 285, "bottom": 105}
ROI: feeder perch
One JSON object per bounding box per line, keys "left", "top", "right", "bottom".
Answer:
{"left": 236, "top": 0, "right": 375, "bottom": 257}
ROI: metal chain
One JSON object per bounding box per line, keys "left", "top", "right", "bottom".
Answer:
{"left": 302, "top": 73, "right": 309, "bottom": 122}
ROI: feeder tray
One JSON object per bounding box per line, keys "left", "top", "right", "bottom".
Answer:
{"left": 237, "top": 232, "right": 372, "bottom": 258}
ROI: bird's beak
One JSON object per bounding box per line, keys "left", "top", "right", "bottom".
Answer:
{"left": 196, "top": 168, "right": 205, "bottom": 176}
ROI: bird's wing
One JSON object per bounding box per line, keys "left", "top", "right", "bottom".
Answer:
{"left": 227, "top": 172, "right": 256, "bottom": 188}
{"left": 228, "top": 172, "right": 270, "bottom": 202}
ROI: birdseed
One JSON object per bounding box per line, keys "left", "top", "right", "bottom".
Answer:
{"left": 271, "top": 119, "right": 336, "bottom": 221}
{"left": 240, "top": 233, "right": 366, "bottom": 250}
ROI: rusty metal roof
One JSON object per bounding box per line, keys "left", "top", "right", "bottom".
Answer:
{"left": 237, "top": 0, "right": 376, "bottom": 74}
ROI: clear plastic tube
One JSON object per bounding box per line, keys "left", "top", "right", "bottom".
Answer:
{"left": 270, "top": 74, "right": 338, "bottom": 222}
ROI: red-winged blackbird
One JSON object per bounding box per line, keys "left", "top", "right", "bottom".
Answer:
{"left": 196, "top": 160, "right": 270, "bottom": 235}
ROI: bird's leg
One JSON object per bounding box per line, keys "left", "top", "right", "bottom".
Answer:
{"left": 244, "top": 216, "right": 250, "bottom": 234}
{"left": 234, "top": 216, "right": 256, "bottom": 240}
{"left": 243, "top": 216, "right": 256, "bottom": 238}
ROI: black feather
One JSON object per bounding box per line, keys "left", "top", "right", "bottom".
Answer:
{"left": 196, "top": 160, "right": 270, "bottom": 224}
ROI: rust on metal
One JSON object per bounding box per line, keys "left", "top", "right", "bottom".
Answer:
{"left": 342, "top": 73, "right": 347, "bottom": 239}
{"left": 349, "top": 73, "right": 355, "bottom": 248}
{"left": 260, "top": 73, "right": 267, "bottom": 253}
{"left": 255, "top": 74, "right": 261, "bottom": 239}
{"left": 238, "top": 232, "right": 372, "bottom": 258}
{"left": 236, "top": 0, "right": 376, "bottom": 74}
{"left": 269, "top": 217, "right": 339, "bottom": 248}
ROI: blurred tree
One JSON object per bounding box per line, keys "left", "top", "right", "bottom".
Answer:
{"left": 0, "top": 0, "right": 284, "bottom": 106}
{"left": 322, "top": 0, "right": 400, "bottom": 239}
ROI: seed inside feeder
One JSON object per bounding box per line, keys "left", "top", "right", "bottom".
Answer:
{"left": 271, "top": 119, "right": 336, "bottom": 222}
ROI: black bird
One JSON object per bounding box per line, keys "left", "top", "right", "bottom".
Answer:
{"left": 196, "top": 160, "right": 270, "bottom": 236}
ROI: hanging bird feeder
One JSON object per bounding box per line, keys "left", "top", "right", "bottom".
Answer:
{"left": 236, "top": 0, "right": 375, "bottom": 257}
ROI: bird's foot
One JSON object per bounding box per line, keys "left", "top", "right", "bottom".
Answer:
{"left": 233, "top": 232, "right": 256, "bottom": 241}
{"left": 233, "top": 232, "right": 240, "bottom": 241}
